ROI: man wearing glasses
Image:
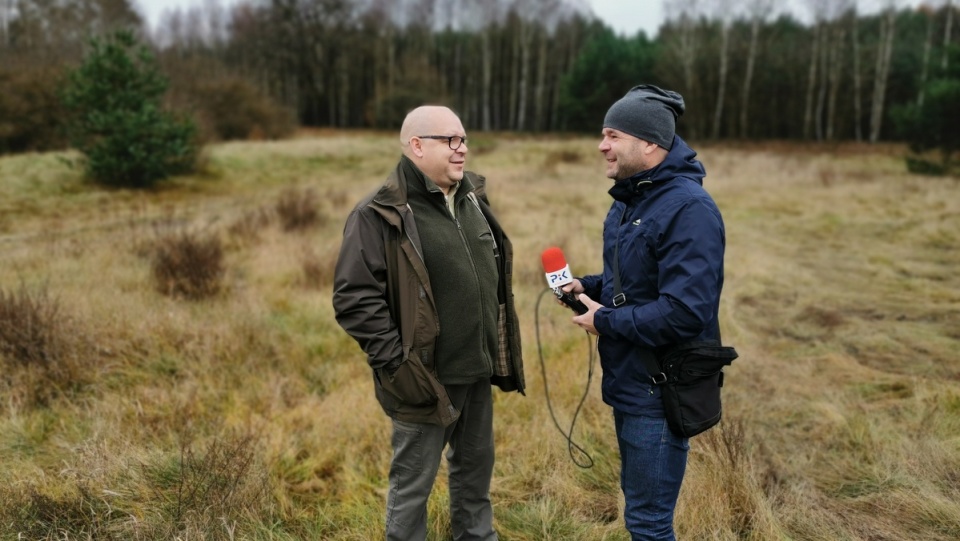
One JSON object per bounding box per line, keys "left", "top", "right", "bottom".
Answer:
{"left": 333, "top": 105, "right": 524, "bottom": 541}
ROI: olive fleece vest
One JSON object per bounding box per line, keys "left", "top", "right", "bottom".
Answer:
{"left": 401, "top": 157, "right": 499, "bottom": 385}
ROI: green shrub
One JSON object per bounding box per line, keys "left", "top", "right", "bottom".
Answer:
{"left": 905, "top": 156, "right": 948, "bottom": 176}
{"left": 892, "top": 75, "right": 960, "bottom": 175}
{"left": 61, "top": 30, "right": 198, "bottom": 188}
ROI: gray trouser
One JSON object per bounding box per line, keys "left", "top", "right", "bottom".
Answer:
{"left": 386, "top": 379, "right": 498, "bottom": 541}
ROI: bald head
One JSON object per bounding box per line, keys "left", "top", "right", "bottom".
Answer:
{"left": 400, "top": 106, "right": 459, "bottom": 151}
{"left": 399, "top": 105, "right": 468, "bottom": 192}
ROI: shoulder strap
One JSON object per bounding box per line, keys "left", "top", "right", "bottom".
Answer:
{"left": 611, "top": 208, "right": 627, "bottom": 307}
{"left": 609, "top": 194, "right": 723, "bottom": 384}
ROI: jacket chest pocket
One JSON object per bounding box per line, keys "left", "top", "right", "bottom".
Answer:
{"left": 621, "top": 222, "right": 659, "bottom": 290}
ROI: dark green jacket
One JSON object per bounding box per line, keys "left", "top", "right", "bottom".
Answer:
{"left": 332, "top": 160, "right": 525, "bottom": 426}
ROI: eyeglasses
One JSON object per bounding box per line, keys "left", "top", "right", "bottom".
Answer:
{"left": 417, "top": 135, "right": 467, "bottom": 150}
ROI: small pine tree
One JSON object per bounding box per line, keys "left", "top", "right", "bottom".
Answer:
{"left": 893, "top": 78, "right": 960, "bottom": 175}
{"left": 559, "top": 28, "right": 659, "bottom": 133}
{"left": 61, "top": 30, "right": 198, "bottom": 188}
{"left": 892, "top": 46, "right": 960, "bottom": 176}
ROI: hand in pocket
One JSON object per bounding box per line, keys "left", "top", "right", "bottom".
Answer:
{"left": 379, "top": 354, "right": 438, "bottom": 407}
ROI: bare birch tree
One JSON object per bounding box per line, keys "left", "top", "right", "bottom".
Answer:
{"left": 468, "top": 0, "right": 506, "bottom": 131}
{"left": 529, "top": 0, "right": 562, "bottom": 131}
{"left": 802, "top": 21, "right": 820, "bottom": 139}
{"left": 739, "top": 0, "right": 779, "bottom": 139}
{"left": 1, "top": 0, "right": 14, "bottom": 48}
{"left": 664, "top": 0, "right": 700, "bottom": 137}
{"left": 825, "top": 22, "right": 847, "bottom": 139}
{"left": 802, "top": 0, "right": 832, "bottom": 139}
{"left": 515, "top": 18, "right": 532, "bottom": 131}
{"left": 851, "top": 1, "right": 863, "bottom": 141}
{"left": 534, "top": 28, "right": 548, "bottom": 131}
{"left": 551, "top": 16, "right": 584, "bottom": 131}
{"left": 869, "top": 0, "right": 898, "bottom": 143}
{"left": 710, "top": 3, "right": 732, "bottom": 140}
{"left": 917, "top": 3, "right": 936, "bottom": 106}
{"left": 481, "top": 28, "right": 493, "bottom": 129}
{"left": 943, "top": 0, "right": 954, "bottom": 71}
{"left": 823, "top": 0, "right": 852, "bottom": 140}
{"left": 814, "top": 23, "right": 828, "bottom": 140}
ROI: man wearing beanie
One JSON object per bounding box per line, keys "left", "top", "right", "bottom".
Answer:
{"left": 560, "top": 85, "right": 728, "bottom": 540}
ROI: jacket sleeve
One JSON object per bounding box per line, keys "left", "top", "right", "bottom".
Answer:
{"left": 594, "top": 199, "right": 724, "bottom": 347}
{"left": 578, "top": 273, "right": 603, "bottom": 301}
{"left": 332, "top": 206, "right": 402, "bottom": 370}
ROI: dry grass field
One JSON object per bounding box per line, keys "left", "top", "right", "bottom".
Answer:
{"left": 1, "top": 132, "right": 958, "bottom": 540}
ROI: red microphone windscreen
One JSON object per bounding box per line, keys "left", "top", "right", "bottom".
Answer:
{"left": 541, "top": 246, "right": 567, "bottom": 273}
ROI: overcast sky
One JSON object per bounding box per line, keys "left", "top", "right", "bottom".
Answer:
{"left": 135, "top": 0, "right": 930, "bottom": 40}
{"left": 135, "top": 0, "right": 664, "bottom": 37}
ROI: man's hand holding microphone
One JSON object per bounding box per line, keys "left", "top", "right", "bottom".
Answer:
{"left": 541, "top": 246, "right": 603, "bottom": 335}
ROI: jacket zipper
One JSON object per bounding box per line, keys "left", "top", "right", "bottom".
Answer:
{"left": 453, "top": 195, "right": 494, "bottom": 374}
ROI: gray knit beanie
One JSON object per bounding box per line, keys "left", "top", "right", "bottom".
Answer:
{"left": 603, "top": 84, "right": 685, "bottom": 150}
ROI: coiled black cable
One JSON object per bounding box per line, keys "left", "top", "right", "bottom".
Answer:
{"left": 534, "top": 287, "right": 597, "bottom": 468}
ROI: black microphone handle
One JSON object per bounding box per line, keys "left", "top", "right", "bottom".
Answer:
{"left": 552, "top": 287, "right": 588, "bottom": 315}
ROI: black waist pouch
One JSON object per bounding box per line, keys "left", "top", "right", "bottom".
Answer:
{"left": 655, "top": 341, "right": 739, "bottom": 438}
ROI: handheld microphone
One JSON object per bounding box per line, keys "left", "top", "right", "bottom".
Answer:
{"left": 541, "top": 247, "right": 589, "bottom": 315}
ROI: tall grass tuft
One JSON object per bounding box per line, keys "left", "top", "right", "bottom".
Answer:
{"left": 0, "top": 282, "right": 64, "bottom": 368}
{"left": 0, "top": 282, "right": 91, "bottom": 409}
{"left": 677, "top": 419, "right": 784, "bottom": 539}
{"left": 227, "top": 206, "right": 273, "bottom": 245}
{"left": 276, "top": 186, "right": 323, "bottom": 232}
{"left": 0, "top": 432, "right": 272, "bottom": 540}
{"left": 143, "top": 431, "right": 271, "bottom": 539}
{"left": 151, "top": 229, "right": 225, "bottom": 299}
{"left": 300, "top": 244, "right": 338, "bottom": 289}
{"left": 2, "top": 484, "right": 119, "bottom": 538}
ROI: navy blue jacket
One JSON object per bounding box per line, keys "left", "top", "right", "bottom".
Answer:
{"left": 579, "top": 135, "right": 726, "bottom": 416}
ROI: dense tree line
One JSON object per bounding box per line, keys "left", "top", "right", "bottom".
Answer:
{"left": 0, "top": 0, "right": 957, "bottom": 155}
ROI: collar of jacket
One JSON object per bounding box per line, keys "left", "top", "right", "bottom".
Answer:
{"left": 609, "top": 174, "right": 658, "bottom": 202}
{"left": 374, "top": 155, "right": 480, "bottom": 209}
{"left": 370, "top": 156, "right": 485, "bottom": 264}
{"left": 607, "top": 135, "right": 704, "bottom": 203}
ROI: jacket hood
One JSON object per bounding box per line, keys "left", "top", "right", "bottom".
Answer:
{"left": 609, "top": 135, "right": 705, "bottom": 201}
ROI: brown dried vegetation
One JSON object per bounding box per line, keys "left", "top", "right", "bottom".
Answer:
{"left": 0, "top": 135, "right": 957, "bottom": 540}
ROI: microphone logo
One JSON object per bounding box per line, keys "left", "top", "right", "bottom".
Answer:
{"left": 545, "top": 267, "right": 572, "bottom": 287}
{"left": 541, "top": 246, "right": 588, "bottom": 315}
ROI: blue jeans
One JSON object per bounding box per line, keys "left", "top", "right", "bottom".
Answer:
{"left": 614, "top": 410, "right": 689, "bottom": 541}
